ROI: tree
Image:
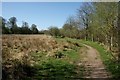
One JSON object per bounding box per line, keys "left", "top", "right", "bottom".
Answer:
{"left": 77, "top": 2, "right": 94, "bottom": 40}
{"left": 48, "top": 26, "right": 60, "bottom": 37}
{"left": 31, "top": 24, "right": 39, "bottom": 34}
{"left": 9, "top": 17, "right": 18, "bottom": 34}
{"left": 61, "top": 16, "right": 80, "bottom": 38}
{"left": 0, "top": 17, "right": 10, "bottom": 34}
{"left": 9, "top": 17, "right": 17, "bottom": 26}
{"left": 61, "top": 23, "right": 72, "bottom": 38}
{"left": 21, "top": 21, "right": 31, "bottom": 34}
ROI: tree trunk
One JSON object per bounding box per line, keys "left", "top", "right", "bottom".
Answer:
{"left": 105, "top": 35, "right": 110, "bottom": 51}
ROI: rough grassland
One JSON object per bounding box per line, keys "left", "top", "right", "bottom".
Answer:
{"left": 2, "top": 35, "right": 84, "bottom": 80}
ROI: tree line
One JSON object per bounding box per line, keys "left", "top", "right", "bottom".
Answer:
{"left": 1, "top": 16, "right": 39, "bottom": 34}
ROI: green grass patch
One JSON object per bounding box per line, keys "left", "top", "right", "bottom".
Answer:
{"left": 28, "top": 38, "right": 85, "bottom": 79}
{"left": 62, "top": 49, "right": 79, "bottom": 61}
{"left": 31, "top": 57, "right": 84, "bottom": 80}
{"left": 34, "top": 59, "right": 77, "bottom": 80}
{"left": 55, "top": 37, "right": 82, "bottom": 61}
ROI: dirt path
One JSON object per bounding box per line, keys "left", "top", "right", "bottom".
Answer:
{"left": 80, "top": 44, "right": 111, "bottom": 78}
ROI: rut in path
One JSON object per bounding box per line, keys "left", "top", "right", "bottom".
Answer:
{"left": 81, "top": 44, "right": 111, "bottom": 78}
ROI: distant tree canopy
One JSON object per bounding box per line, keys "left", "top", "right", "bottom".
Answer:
{"left": 1, "top": 16, "right": 39, "bottom": 34}
{"left": 48, "top": 26, "right": 60, "bottom": 37}
{"left": 21, "top": 22, "right": 31, "bottom": 34}
{"left": 31, "top": 24, "right": 39, "bottom": 34}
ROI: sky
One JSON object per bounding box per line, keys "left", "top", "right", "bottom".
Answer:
{"left": 2, "top": 2, "right": 82, "bottom": 30}
{"left": 2, "top": 0, "right": 118, "bottom": 2}
{"left": 2, "top": 0, "right": 85, "bottom": 2}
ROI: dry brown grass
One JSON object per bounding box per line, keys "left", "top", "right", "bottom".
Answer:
{"left": 2, "top": 35, "right": 76, "bottom": 79}
{"left": 2, "top": 34, "right": 75, "bottom": 63}
{"left": 2, "top": 35, "right": 72, "bottom": 64}
{"left": 2, "top": 35, "right": 64, "bottom": 79}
